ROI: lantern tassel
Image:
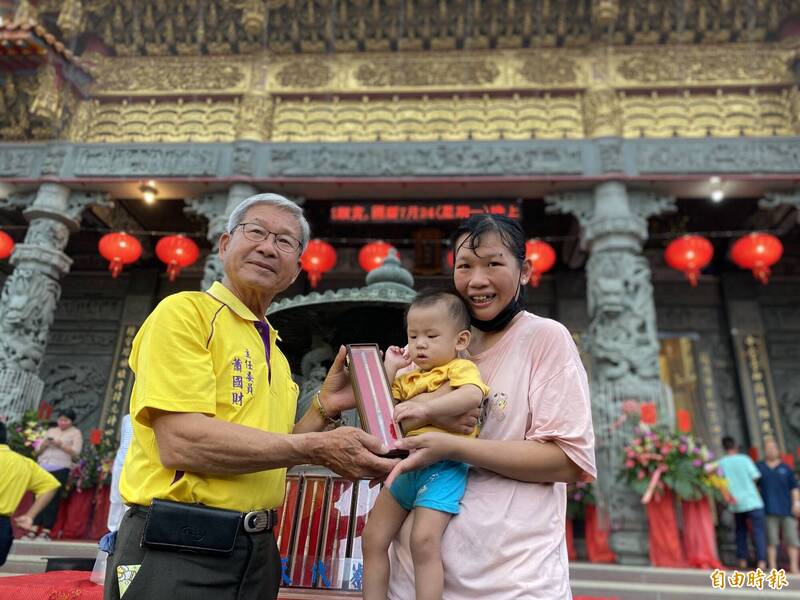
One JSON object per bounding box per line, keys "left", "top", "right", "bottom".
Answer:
{"left": 167, "top": 263, "right": 180, "bottom": 282}
{"left": 309, "top": 271, "right": 321, "bottom": 288}
{"left": 109, "top": 258, "right": 123, "bottom": 278}
{"left": 686, "top": 269, "right": 699, "bottom": 287}
{"left": 529, "top": 271, "right": 542, "bottom": 287}
{"left": 754, "top": 266, "right": 771, "bottom": 285}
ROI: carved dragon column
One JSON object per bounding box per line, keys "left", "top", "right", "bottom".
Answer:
{"left": 546, "top": 182, "right": 675, "bottom": 565}
{"left": 185, "top": 183, "right": 258, "bottom": 290}
{"left": 760, "top": 189, "right": 800, "bottom": 222}
{"left": 0, "top": 183, "right": 108, "bottom": 420}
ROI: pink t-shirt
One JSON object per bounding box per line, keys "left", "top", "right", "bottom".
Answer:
{"left": 388, "top": 312, "right": 596, "bottom": 599}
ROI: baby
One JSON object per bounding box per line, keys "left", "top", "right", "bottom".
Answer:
{"left": 362, "top": 289, "right": 489, "bottom": 600}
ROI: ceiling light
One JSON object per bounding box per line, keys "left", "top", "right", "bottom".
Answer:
{"left": 139, "top": 182, "right": 158, "bottom": 205}
{"left": 711, "top": 190, "right": 724, "bottom": 203}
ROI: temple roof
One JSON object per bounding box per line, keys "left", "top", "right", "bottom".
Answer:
{"left": 0, "top": 19, "right": 90, "bottom": 76}
{"left": 27, "top": 0, "right": 800, "bottom": 57}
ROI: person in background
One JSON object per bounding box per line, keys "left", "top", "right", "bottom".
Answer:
{"left": 719, "top": 435, "right": 767, "bottom": 570}
{"left": 0, "top": 421, "right": 61, "bottom": 565}
{"left": 756, "top": 437, "right": 800, "bottom": 573}
{"left": 108, "top": 414, "right": 134, "bottom": 532}
{"left": 31, "top": 408, "right": 83, "bottom": 541}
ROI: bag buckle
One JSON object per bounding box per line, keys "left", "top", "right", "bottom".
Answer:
{"left": 243, "top": 510, "right": 270, "bottom": 533}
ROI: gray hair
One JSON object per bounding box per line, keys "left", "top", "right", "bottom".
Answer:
{"left": 226, "top": 193, "right": 311, "bottom": 252}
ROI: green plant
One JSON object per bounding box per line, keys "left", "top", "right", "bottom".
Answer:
{"left": 566, "top": 481, "right": 596, "bottom": 520}
{"left": 621, "top": 425, "right": 721, "bottom": 501}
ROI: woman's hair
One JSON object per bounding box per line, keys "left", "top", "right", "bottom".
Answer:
{"left": 451, "top": 214, "right": 526, "bottom": 267}
{"left": 0, "top": 421, "right": 6, "bottom": 444}
{"left": 58, "top": 408, "right": 77, "bottom": 422}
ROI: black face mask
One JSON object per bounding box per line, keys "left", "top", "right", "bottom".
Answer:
{"left": 470, "top": 284, "right": 524, "bottom": 332}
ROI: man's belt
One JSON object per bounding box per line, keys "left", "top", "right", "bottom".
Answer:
{"left": 242, "top": 509, "right": 278, "bottom": 533}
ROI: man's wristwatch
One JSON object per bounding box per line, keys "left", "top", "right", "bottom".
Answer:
{"left": 312, "top": 391, "right": 342, "bottom": 427}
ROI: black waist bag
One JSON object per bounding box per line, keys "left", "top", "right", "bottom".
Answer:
{"left": 141, "top": 498, "right": 240, "bottom": 556}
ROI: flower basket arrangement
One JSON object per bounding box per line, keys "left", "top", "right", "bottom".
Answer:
{"left": 621, "top": 425, "right": 725, "bottom": 568}
{"left": 621, "top": 425, "right": 727, "bottom": 502}
{"left": 6, "top": 409, "right": 50, "bottom": 459}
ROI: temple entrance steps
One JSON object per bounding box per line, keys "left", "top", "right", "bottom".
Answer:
{"left": 4, "top": 545, "right": 800, "bottom": 598}
{"left": 0, "top": 539, "right": 97, "bottom": 576}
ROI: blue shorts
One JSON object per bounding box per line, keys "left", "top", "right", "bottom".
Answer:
{"left": 388, "top": 460, "right": 469, "bottom": 514}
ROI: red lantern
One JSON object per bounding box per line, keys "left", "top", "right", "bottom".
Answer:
{"left": 0, "top": 230, "right": 14, "bottom": 259}
{"left": 446, "top": 249, "right": 454, "bottom": 270}
{"left": 525, "top": 239, "right": 556, "bottom": 287}
{"left": 664, "top": 235, "right": 713, "bottom": 287}
{"left": 731, "top": 232, "right": 783, "bottom": 284}
{"left": 301, "top": 239, "right": 337, "bottom": 288}
{"left": 359, "top": 240, "right": 395, "bottom": 272}
{"left": 640, "top": 402, "right": 657, "bottom": 425}
{"left": 156, "top": 235, "right": 200, "bottom": 281}
{"left": 676, "top": 409, "right": 692, "bottom": 433}
{"left": 98, "top": 232, "right": 142, "bottom": 278}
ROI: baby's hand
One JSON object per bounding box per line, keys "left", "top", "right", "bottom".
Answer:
{"left": 394, "top": 400, "right": 429, "bottom": 423}
{"left": 384, "top": 345, "right": 411, "bottom": 370}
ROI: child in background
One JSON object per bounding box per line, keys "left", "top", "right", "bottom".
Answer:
{"left": 362, "top": 289, "right": 489, "bottom": 600}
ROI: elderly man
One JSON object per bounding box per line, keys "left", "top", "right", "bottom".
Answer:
{"left": 104, "top": 193, "right": 399, "bottom": 600}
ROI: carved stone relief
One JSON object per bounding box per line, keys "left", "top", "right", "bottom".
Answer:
{"left": 24, "top": 218, "right": 70, "bottom": 252}
{"left": 583, "top": 86, "right": 622, "bottom": 138}
{"left": 0, "top": 267, "right": 62, "bottom": 373}
{"left": 40, "top": 358, "right": 114, "bottom": 435}
{"left": 40, "top": 145, "right": 68, "bottom": 176}
{"left": 0, "top": 148, "right": 39, "bottom": 177}
{"left": 267, "top": 143, "right": 584, "bottom": 177}
{"left": 637, "top": 140, "right": 800, "bottom": 174}
{"left": 73, "top": 147, "right": 220, "bottom": 177}
{"left": 275, "top": 60, "right": 335, "bottom": 88}
{"left": 586, "top": 250, "right": 661, "bottom": 388}
{"left": 517, "top": 55, "right": 580, "bottom": 85}
{"left": 354, "top": 58, "right": 499, "bottom": 87}
{"left": 616, "top": 48, "right": 789, "bottom": 86}
{"left": 764, "top": 298, "right": 800, "bottom": 455}
{"left": 54, "top": 298, "right": 123, "bottom": 322}
{"left": 92, "top": 56, "right": 248, "bottom": 93}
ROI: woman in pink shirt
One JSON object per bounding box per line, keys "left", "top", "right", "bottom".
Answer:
{"left": 31, "top": 409, "right": 83, "bottom": 540}
{"left": 386, "top": 215, "right": 596, "bottom": 599}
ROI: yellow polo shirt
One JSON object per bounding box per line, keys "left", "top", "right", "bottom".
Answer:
{"left": 391, "top": 358, "right": 489, "bottom": 437}
{"left": 120, "top": 281, "right": 298, "bottom": 512}
{"left": 0, "top": 444, "right": 60, "bottom": 515}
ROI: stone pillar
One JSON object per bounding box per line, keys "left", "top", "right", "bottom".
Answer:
{"left": 185, "top": 184, "right": 257, "bottom": 290}
{"left": 546, "top": 181, "right": 675, "bottom": 565}
{"left": 0, "top": 183, "right": 108, "bottom": 420}
{"left": 760, "top": 189, "right": 800, "bottom": 223}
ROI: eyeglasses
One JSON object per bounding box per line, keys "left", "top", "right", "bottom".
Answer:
{"left": 234, "top": 223, "right": 302, "bottom": 253}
